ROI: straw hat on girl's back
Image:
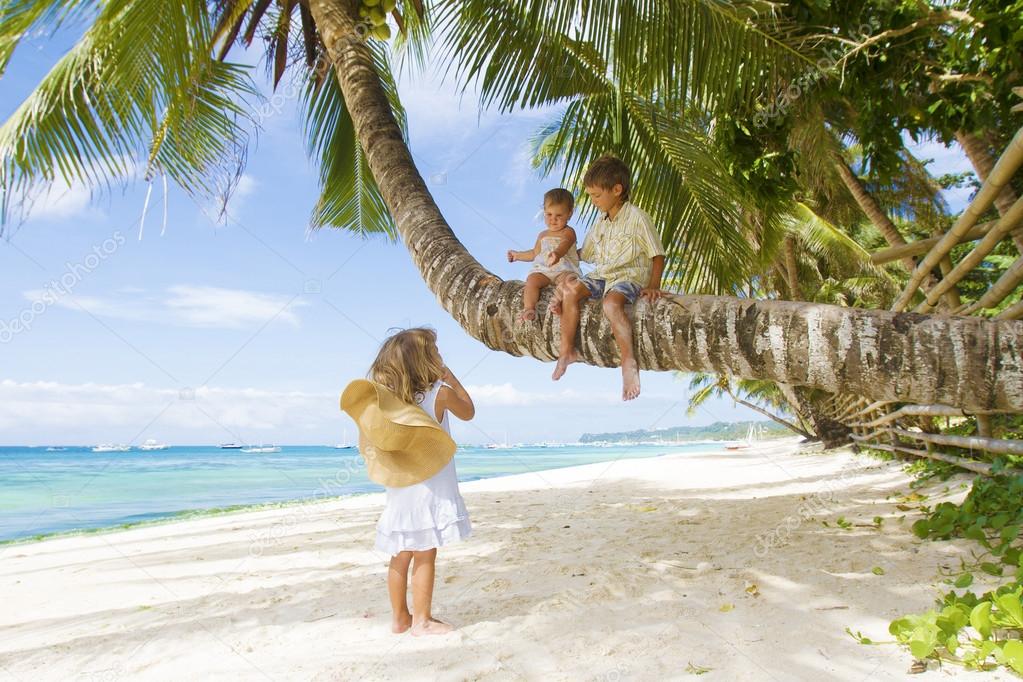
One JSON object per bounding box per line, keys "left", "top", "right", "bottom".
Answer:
{"left": 340, "top": 379, "right": 456, "bottom": 488}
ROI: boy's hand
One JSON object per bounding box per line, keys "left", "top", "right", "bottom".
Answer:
{"left": 507, "top": 250, "right": 516, "bottom": 263}
{"left": 546, "top": 251, "right": 560, "bottom": 267}
{"left": 639, "top": 288, "right": 665, "bottom": 302}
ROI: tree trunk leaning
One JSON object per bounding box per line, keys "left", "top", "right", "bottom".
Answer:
{"left": 308, "top": 0, "right": 1023, "bottom": 414}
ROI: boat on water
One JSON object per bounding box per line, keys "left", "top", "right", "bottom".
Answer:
{"left": 241, "top": 445, "right": 281, "bottom": 453}
{"left": 219, "top": 443, "right": 244, "bottom": 449}
{"left": 484, "top": 430, "right": 510, "bottom": 449}
{"left": 92, "top": 444, "right": 131, "bottom": 453}
{"left": 333, "top": 428, "right": 356, "bottom": 449}
{"left": 139, "top": 439, "right": 170, "bottom": 451}
{"left": 725, "top": 423, "right": 764, "bottom": 451}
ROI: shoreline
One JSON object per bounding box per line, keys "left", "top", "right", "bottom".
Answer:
{"left": 5, "top": 437, "right": 1003, "bottom": 681}
{"left": 0, "top": 440, "right": 752, "bottom": 547}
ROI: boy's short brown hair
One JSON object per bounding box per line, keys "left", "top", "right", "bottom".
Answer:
{"left": 583, "top": 155, "right": 631, "bottom": 201}
{"left": 543, "top": 188, "right": 575, "bottom": 211}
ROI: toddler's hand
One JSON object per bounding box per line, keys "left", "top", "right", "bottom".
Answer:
{"left": 507, "top": 250, "right": 516, "bottom": 263}
{"left": 546, "top": 251, "right": 559, "bottom": 267}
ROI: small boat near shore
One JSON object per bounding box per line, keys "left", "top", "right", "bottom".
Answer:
{"left": 219, "top": 443, "right": 244, "bottom": 449}
{"left": 139, "top": 439, "right": 170, "bottom": 451}
{"left": 92, "top": 444, "right": 131, "bottom": 453}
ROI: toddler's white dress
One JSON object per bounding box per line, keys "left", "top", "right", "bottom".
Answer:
{"left": 374, "top": 381, "right": 472, "bottom": 555}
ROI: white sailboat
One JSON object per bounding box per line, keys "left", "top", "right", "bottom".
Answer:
{"left": 725, "top": 423, "right": 762, "bottom": 451}
{"left": 139, "top": 439, "right": 170, "bottom": 451}
{"left": 334, "top": 427, "right": 355, "bottom": 450}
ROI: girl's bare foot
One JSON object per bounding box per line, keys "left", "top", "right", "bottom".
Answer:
{"left": 411, "top": 617, "right": 454, "bottom": 636}
{"left": 518, "top": 308, "right": 537, "bottom": 323}
{"left": 392, "top": 612, "right": 412, "bottom": 634}
{"left": 552, "top": 350, "right": 578, "bottom": 381}
{"left": 622, "top": 358, "right": 640, "bottom": 400}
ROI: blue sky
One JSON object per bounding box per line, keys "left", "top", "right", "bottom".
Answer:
{"left": 0, "top": 26, "right": 975, "bottom": 446}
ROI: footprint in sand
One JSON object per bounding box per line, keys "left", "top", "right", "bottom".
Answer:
{"left": 482, "top": 578, "right": 511, "bottom": 592}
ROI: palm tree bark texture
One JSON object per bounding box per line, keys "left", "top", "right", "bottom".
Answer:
{"left": 307, "top": 0, "right": 1023, "bottom": 414}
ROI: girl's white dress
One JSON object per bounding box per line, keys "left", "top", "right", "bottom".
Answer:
{"left": 374, "top": 381, "right": 472, "bottom": 555}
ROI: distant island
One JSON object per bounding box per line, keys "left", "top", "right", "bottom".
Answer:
{"left": 580, "top": 420, "right": 791, "bottom": 443}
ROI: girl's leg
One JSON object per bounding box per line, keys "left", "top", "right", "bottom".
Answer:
{"left": 552, "top": 277, "right": 591, "bottom": 381}
{"left": 521, "top": 273, "right": 551, "bottom": 322}
{"left": 387, "top": 551, "right": 414, "bottom": 633}
{"left": 410, "top": 548, "right": 454, "bottom": 636}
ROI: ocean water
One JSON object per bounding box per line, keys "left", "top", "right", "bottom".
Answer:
{"left": 0, "top": 442, "right": 727, "bottom": 543}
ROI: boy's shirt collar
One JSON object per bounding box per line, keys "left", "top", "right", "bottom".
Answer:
{"left": 602, "top": 200, "right": 631, "bottom": 222}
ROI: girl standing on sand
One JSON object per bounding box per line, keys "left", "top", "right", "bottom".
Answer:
{"left": 341, "top": 328, "right": 475, "bottom": 636}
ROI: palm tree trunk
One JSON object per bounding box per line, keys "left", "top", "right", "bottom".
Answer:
{"left": 783, "top": 236, "right": 801, "bottom": 301}
{"left": 307, "top": 0, "right": 1023, "bottom": 413}
{"left": 956, "top": 129, "right": 1023, "bottom": 253}
{"left": 833, "top": 156, "right": 957, "bottom": 308}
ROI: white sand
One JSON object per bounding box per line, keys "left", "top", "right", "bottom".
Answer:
{"left": 0, "top": 439, "right": 1013, "bottom": 681}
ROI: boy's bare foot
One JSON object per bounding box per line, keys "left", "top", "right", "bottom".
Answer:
{"left": 411, "top": 617, "right": 454, "bottom": 636}
{"left": 392, "top": 612, "right": 412, "bottom": 634}
{"left": 552, "top": 350, "right": 578, "bottom": 381}
{"left": 622, "top": 358, "right": 640, "bottom": 400}
{"left": 518, "top": 308, "right": 537, "bottom": 323}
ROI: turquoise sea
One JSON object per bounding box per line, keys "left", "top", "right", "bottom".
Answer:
{"left": 0, "top": 442, "right": 727, "bottom": 543}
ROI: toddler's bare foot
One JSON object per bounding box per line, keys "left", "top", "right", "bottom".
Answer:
{"left": 518, "top": 308, "right": 537, "bottom": 323}
{"left": 552, "top": 350, "right": 578, "bottom": 381}
{"left": 411, "top": 617, "right": 454, "bottom": 636}
{"left": 392, "top": 612, "right": 412, "bottom": 634}
{"left": 622, "top": 358, "right": 640, "bottom": 401}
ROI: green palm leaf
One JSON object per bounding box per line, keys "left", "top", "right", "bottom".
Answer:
{"left": 0, "top": 0, "right": 256, "bottom": 227}
{"left": 302, "top": 40, "right": 407, "bottom": 236}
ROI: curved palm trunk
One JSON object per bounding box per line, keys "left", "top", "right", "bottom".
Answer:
{"left": 308, "top": 0, "right": 1023, "bottom": 413}
{"left": 833, "top": 156, "right": 959, "bottom": 308}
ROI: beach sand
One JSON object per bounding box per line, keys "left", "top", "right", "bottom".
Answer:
{"left": 0, "top": 438, "right": 1013, "bottom": 681}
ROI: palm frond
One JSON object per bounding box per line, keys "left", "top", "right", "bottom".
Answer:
{"left": 0, "top": 0, "right": 95, "bottom": 76}
{"left": 303, "top": 40, "right": 407, "bottom": 236}
{"left": 433, "top": 0, "right": 813, "bottom": 115}
{"left": 0, "top": 0, "right": 256, "bottom": 227}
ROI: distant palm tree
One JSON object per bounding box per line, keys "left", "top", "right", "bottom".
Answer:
{"left": 1, "top": 0, "right": 1018, "bottom": 412}
{"left": 686, "top": 371, "right": 814, "bottom": 439}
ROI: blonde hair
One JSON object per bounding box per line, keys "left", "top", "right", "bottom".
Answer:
{"left": 369, "top": 327, "right": 444, "bottom": 405}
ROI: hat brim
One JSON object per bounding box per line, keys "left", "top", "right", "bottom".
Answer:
{"left": 341, "top": 379, "right": 457, "bottom": 488}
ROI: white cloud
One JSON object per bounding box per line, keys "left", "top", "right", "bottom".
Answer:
{"left": 22, "top": 285, "right": 307, "bottom": 328}
{"left": 25, "top": 181, "right": 95, "bottom": 221}
{"left": 235, "top": 174, "right": 257, "bottom": 199}
{"left": 0, "top": 379, "right": 338, "bottom": 443}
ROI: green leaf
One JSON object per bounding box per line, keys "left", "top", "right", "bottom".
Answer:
{"left": 970, "top": 601, "right": 993, "bottom": 640}
{"left": 994, "top": 590, "right": 1023, "bottom": 628}
{"left": 998, "top": 640, "right": 1023, "bottom": 675}
{"left": 980, "top": 562, "right": 1004, "bottom": 577}
{"left": 954, "top": 573, "right": 974, "bottom": 588}
{"left": 912, "top": 519, "right": 931, "bottom": 539}
{"left": 908, "top": 624, "right": 938, "bottom": 659}
{"left": 871, "top": 566, "right": 885, "bottom": 576}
